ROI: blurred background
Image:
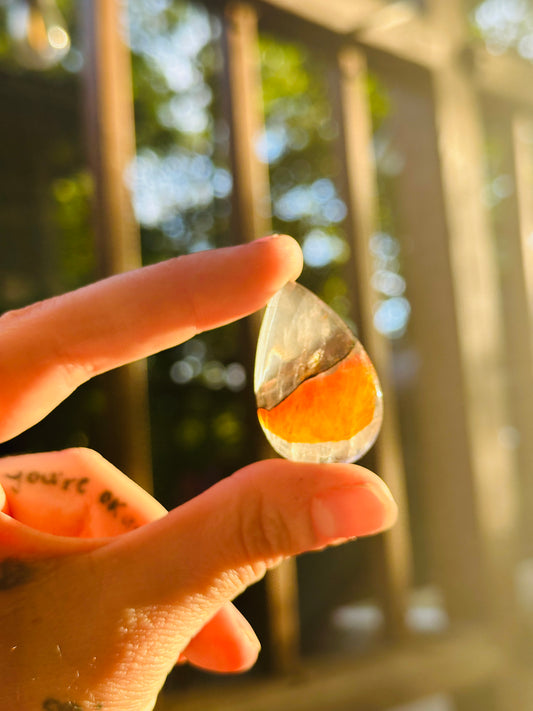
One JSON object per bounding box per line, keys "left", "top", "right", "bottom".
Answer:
{"left": 0, "top": 0, "right": 533, "bottom": 709}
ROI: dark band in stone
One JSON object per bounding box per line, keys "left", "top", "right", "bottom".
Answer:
{"left": 256, "top": 330, "right": 355, "bottom": 410}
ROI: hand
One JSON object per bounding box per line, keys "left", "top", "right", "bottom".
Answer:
{"left": 0, "top": 235, "right": 398, "bottom": 711}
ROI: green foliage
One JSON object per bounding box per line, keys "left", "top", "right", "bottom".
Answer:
{"left": 49, "top": 171, "right": 96, "bottom": 291}
{"left": 0, "top": 0, "right": 395, "bottom": 494}
{"left": 123, "top": 1, "right": 397, "bottom": 503}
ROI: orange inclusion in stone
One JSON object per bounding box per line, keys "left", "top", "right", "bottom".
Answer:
{"left": 257, "top": 348, "right": 378, "bottom": 444}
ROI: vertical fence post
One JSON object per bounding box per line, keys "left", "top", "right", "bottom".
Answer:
{"left": 221, "top": 2, "right": 271, "bottom": 246}
{"left": 375, "top": 54, "right": 523, "bottom": 710}
{"left": 427, "top": 0, "right": 524, "bottom": 701}
{"left": 513, "top": 116, "right": 533, "bottom": 321}
{"left": 81, "top": 0, "right": 153, "bottom": 492}
{"left": 484, "top": 109, "right": 533, "bottom": 557}
{"left": 512, "top": 115, "right": 533, "bottom": 552}
{"left": 222, "top": 1, "right": 300, "bottom": 673}
{"left": 334, "top": 46, "right": 412, "bottom": 640}
{"left": 431, "top": 21, "right": 520, "bottom": 632}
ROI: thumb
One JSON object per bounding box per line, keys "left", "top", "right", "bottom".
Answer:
{"left": 97, "top": 460, "right": 397, "bottom": 641}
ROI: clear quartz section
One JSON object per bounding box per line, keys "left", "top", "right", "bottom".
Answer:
{"left": 254, "top": 282, "right": 355, "bottom": 409}
{"left": 254, "top": 282, "right": 383, "bottom": 463}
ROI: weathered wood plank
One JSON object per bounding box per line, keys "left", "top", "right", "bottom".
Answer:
{"left": 485, "top": 109, "right": 533, "bottom": 555}
{"left": 432, "top": 67, "right": 520, "bottom": 627}
{"left": 222, "top": 2, "right": 271, "bottom": 245}
{"left": 81, "top": 0, "right": 153, "bottom": 491}
{"left": 334, "top": 46, "right": 413, "bottom": 640}
{"left": 513, "top": 116, "right": 533, "bottom": 334}
{"left": 221, "top": 1, "right": 300, "bottom": 673}
{"left": 255, "top": 0, "right": 533, "bottom": 108}
{"left": 475, "top": 51, "right": 533, "bottom": 111}
{"left": 378, "top": 62, "right": 487, "bottom": 622}
{"left": 431, "top": 35, "right": 525, "bottom": 711}
{"left": 156, "top": 627, "right": 504, "bottom": 711}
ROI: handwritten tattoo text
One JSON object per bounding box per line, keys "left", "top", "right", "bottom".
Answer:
{"left": 1, "top": 469, "right": 140, "bottom": 531}
{"left": 2, "top": 471, "right": 89, "bottom": 496}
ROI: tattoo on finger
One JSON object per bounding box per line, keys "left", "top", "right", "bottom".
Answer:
{"left": 1, "top": 470, "right": 140, "bottom": 531}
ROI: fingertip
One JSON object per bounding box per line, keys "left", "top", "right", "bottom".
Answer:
{"left": 181, "top": 608, "right": 261, "bottom": 673}
{"left": 0, "top": 484, "right": 9, "bottom": 515}
{"left": 311, "top": 478, "right": 398, "bottom": 543}
{"left": 271, "top": 233, "right": 304, "bottom": 282}
{"left": 236, "top": 459, "right": 398, "bottom": 544}
{"left": 254, "top": 234, "right": 303, "bottom": 284}
{"left": 349, "top": 465, "right": 398, "bottom": 508}
{"left": 320, "top": 463, "right": 399, "bottom": 536}
{"left": 221, "top": 635, "right": 261, "bottom": 674}
{"left": 184, "top": 643, "right": 260, "bottom": 674}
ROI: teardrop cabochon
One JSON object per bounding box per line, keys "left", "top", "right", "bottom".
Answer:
{"left": 254, "top": 282, "right": 383, "bottom": 464}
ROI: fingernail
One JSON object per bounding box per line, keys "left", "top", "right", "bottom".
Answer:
{"left": 0, "top": 485, "right": 9, "bottom": 516}
{"left": 311, "top": 483, "right": 398, "bottom": 544}
{"left": 252, "top": 234, "right": 303, "bottom": 281}
{"left": 253, "top": 234, "right": 283, "bottom": 243}
{"left": 234, "top": 610, "right": 261, "bottom": 647}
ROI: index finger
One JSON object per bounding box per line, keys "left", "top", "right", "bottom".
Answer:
{"left": 0, "top": 235, "right": 302, "bottom": 443}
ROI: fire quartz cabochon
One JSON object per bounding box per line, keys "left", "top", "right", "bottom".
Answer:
{"left": 254, "top": 281, "right": 383, "bottom": 463}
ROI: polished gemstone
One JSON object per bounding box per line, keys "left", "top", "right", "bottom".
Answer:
{"left": 254, "top": 282, "right": 383, "bottom": 463}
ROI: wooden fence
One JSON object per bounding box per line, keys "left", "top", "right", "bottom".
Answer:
{"left": 81, "top": 0, "right": 533, "bottom": 709}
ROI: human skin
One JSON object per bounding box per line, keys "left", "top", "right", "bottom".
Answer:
{"left": 0, "top": 235, "right": 398, "bottom": 711}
